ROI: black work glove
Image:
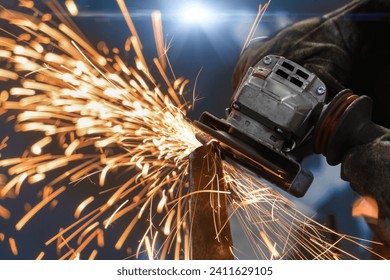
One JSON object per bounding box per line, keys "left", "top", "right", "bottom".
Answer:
{"left": 233, "top": 0, "right": 390, "bottom": 252}
{"left": 341, "top": 134, "right": 390, "bottom": 249}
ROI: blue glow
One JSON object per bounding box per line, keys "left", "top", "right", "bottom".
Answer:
{"left": 178, "top": 3, "right": 215, "bottom": 25}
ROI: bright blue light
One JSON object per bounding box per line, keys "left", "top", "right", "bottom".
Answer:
{"left": 178, "top": 3, "right": 215, "bottom": 25}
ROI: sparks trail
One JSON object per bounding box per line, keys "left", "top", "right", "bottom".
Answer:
{"left": 0, "top": 1, "right": 384, "bottom": 260}
{"left": 0, "top": 1, "right": 201, "bottom": 259}
{"left": 223, "top": 162, "right": 383, "bottom": 259}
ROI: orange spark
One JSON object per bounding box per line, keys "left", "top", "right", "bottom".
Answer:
{"left": 0, "top": 136, "right": 9, "bottom": 151}
{"left": 88, "top": 249, "right": 98, "bottom": 260}
{"left": 16, "top": 186, "right": 66, "bottom": 231}
{"left": 116, "top": 0, "right": 143, "bottom": 50}
{"left": 74, "top": 196, "right": 95, "bottom": 219}
{"left": 241, "top": 0, "right": 271, "bottom": 55}
{"left": 65, "top": 0, "right": 79, "bottom": 17}
{"left": 9, "top": 237, "right": 18, "bottom": 256}
{"left": 36, "top": 251, "right": 45, "bottom": 260}
{"left": 0, "top": 204, "right": 11, "bottom": 219}
{"left": 104, "top": 199, "right": 129, "bottom": 229}
{"left": 152, "top": 10, "right": 167, "bottom": 70}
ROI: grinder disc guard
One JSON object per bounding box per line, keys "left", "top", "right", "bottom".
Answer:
{"left": 194, "top": 112, "right": 313, "bottom": 198}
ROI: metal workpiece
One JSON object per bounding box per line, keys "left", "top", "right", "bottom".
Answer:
{"left": 189, "top": 143, "right": 233, "bottom": 260}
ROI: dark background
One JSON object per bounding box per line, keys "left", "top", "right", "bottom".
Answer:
{"left": 1, "top": 0, "right": 374, "bottom": 260}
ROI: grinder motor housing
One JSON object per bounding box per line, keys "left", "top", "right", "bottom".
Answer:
{"left": 195, "top": 55, "right": 328, "bottom": 197}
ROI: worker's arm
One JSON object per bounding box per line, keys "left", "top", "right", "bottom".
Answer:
{"left": 233, "top": 0, "right": 390, "bottom": 250}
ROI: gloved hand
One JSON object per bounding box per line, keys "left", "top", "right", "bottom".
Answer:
{"left": 233, "top": 0, "right": 390, "bottom": 253}
{"left": 341, "top": 134, "right": 390, "bottom": 249}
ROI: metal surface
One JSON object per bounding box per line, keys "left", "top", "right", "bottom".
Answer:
{"left": 189, "top": 143, "right": 233, "bottom": 260}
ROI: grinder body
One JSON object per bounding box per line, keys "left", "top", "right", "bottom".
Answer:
{"left": 196, "top": 55, "right": 327, "bottom": 197}
{"left": 196, "top": 55, "right": 388, "bottom": 198}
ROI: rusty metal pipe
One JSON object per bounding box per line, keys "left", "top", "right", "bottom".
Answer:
{"left": 189, "top": 142, "right": 233, "bottom": 260}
